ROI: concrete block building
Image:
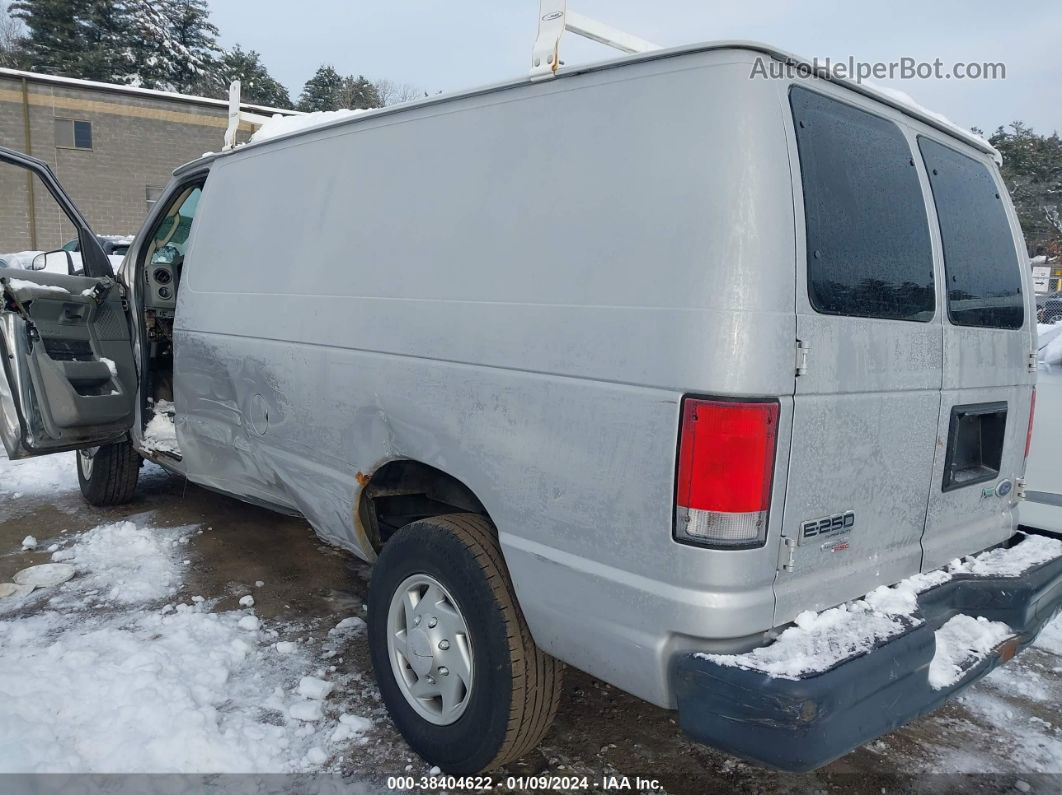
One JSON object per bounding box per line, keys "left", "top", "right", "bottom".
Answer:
{"left": 0, "top": 68, "right": 295, "bottom": 254}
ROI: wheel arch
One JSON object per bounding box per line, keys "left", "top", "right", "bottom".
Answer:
{"left": 356, "top": 458, "right": 491, "bottom": 554}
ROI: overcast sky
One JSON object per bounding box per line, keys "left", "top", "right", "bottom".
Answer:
{"left": 212, "top": 0, "right": 1061, "bottom": 134}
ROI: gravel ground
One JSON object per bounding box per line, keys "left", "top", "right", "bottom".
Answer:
{"left": 0, "top": 453, "right": 1059, "bottom": 794}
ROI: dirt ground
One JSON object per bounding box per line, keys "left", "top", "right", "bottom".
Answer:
{"left": 1, "top": 461, "right": 1059, "bottom": 794}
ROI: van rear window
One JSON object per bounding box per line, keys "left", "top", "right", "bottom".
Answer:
{"left": 918, "top": 137, "right": 1024, "bottom": 329}
{"left": 791, "top": 87, "right": 934, "bottom": 322}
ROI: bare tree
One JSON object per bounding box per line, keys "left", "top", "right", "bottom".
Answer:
{"left": 374, "top": 77, "right": 426, "bottom": 107}
{"left": 0, "top": 2, "right": 27, "bottom": 69}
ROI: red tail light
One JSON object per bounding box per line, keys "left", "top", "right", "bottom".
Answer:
{"left": 675, "top": 398, "right": 780, "bottom": 548}
{"left": 1025, "top": 388, "right": 1036, "bottom": 461}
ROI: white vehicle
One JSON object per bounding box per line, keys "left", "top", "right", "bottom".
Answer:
{"left": 1022, "top": 324, "right": 1062, "bottom": 532}
{"left": 0, "top": 32, "right": 1059, "bottom": 774}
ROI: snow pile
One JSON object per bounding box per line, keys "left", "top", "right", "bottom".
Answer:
{"left": 1038, "top": 323, "right": 1062, "bottom": 368}
{"left": 0, "top": 518, "right": 373, "bottom": 773}
{"left": 705, "top": 602, "right": 916, "bottom": 679}
{"left": 250, "top": 109, "right": 368, "bottom": 143}
{"left": 928, "top": 615, "right": 1014, "bottom": 689}
{"left": 702, "top": 534, "right": 1060, "bottom": 679}
{"left": 142, "top": 399, "right": 180, "bottom": 456}
{"left": 0, "top": 449, "right": 77, "bottom": 499}
{"left": 49, "top": 520, "right": 186, "bottom": 604}
{"left": 948, "top": 533, "right": 1062, "bottom": 577}
{"left": 0, "top": 605, "right": 323, "bottom": 772}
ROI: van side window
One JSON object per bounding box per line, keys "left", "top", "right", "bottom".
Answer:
{"left": 917, "top": 138, "right": 1024, "bottom": 329}
{"left": 790, "top": 87, "right": 934, "bottom": 322}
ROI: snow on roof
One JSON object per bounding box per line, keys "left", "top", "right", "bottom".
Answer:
{"left": 863, "top": 81, "right": 996, "bottom": 158}
{"left": 249, "top": 109, "right": 370, "bottom": 143}
{"left": 0, "top": 67, "right": 299, "bottom": 117}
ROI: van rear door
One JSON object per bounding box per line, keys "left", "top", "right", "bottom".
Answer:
{"left": 774, "top": 86, "right": 944, "bottom": 622}
{"left": 916, "top": 137, "right": 1034, "bottom": 570}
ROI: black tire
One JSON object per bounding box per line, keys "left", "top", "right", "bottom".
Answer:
{"left": 1046, "top": 309, "right": 1062, "bottom": 324}
{"left": 76, "top": 440, "right": 141, "bottom": 506}
{"left": 368, "top": 513, "right": 563, "bottom": 774}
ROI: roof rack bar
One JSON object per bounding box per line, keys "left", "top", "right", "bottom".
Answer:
{"left": 531, "top": 1, "right": 661, "bottom": 80}
{"left": 223, "top": 80, "right": 277, "bottom": 151}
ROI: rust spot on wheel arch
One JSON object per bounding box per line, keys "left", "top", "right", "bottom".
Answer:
{"left": 355, "top": 471, "right": 370, "bottom": 487}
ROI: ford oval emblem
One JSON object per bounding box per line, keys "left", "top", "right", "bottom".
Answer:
{"left": 542, "top": 11, "right": 563, "bottom": 21}
{"left": 995, "top": 479, "right": 1013, "bottom": 498}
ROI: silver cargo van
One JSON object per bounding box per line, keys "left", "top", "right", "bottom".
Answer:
{"left": 1, "top": 41, "right": 1059, "bottom": 774}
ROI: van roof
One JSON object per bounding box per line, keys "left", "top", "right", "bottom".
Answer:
{"left": 175, "top": 40, "right": 999, "bottom": 175}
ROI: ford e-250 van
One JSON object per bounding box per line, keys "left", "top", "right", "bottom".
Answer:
{"left": 1, "top": 41, "right": 1060, "bottom": 774}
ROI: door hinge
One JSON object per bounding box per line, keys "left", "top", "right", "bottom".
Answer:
{"left": 1016, "top": 477, "right": 1026, "bottom": 500}
{"left": 778, "top": 536, "right": 797, "bottom": 572}
{"left": 1028, "top": 351, "right": 1039, "bottom": 373}
{"left": 795, "top": 339, "right": 811, "bottom": 377}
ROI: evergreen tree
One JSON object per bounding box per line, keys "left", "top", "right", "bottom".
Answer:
{"left": 77, "top": 0, "right": 128, "bottom": 82}
{"left": 337, "top": 74, "right": 381, "bottom": 110}
{"left": 210, "top": 44, "right": 291, "bottom": 108}
{"left": 11, "top": 0, "right": 86, "bottom": 76}
{"left": 125, "top": 0, "right": 219, "bottom": 92}
{"left": 297, "top": 64, "right": 343, "bottom": 112}
{"left": 990, "top": 122, "right": 1062, "bottom": 258}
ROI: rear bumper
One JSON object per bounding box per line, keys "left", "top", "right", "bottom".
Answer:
{"left": 671, "top": 533, "right": 1062, "bottom": 773}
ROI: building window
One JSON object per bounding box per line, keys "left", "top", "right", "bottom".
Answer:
{"left": 55, "top": 118, "right": 93, "bottom": 150}
{"left": 146, "top": 186, "right": 165, "bottom": 214}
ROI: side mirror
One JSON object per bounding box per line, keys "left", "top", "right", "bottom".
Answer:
{"left": 29, "top": 250, "right": 75, "bottom": 274}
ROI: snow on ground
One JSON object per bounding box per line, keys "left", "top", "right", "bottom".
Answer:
{"left": 1033, "top": 612, "right": 1062, "bottom": 656}
{"left": 0, "top": 449, "right": 77, "bottom": 501}
{"left": 1038, "top": 322, "right": 1062, "bottom": 368}
{"left": 0, "top": 515, "right": 373, "bottom": 773}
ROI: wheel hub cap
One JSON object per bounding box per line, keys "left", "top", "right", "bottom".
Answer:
{"left": 387, "top": 573, "right": 474, "bottom": 725}
{"left": 406, "top": 627, "right": 434, "bottom": 676}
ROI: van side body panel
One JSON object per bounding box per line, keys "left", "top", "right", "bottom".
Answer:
{"left": 174, "top": 51, "right": 797, "bottom": 706}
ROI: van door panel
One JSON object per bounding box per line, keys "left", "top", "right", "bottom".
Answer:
{"left": 775, "top": 86, "right": 944, "bottom": 625}
{"left": 776, "top": 315, "right": 942, "bottom": 620}
{"left": 916, "top": 138, "right": 1034, "bottom": 570}
{"left": 0, "top": 146, "right": 136, "bottom": 458}
{"left": 0, "top": 272, "right": 137, "bottom": 456}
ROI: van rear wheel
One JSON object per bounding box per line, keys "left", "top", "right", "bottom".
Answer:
{"left": 76, "top": 441, "right": 140, "bottom": 506}
{"left": 368, "top": 513, "right": 563, "bottom": 773}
